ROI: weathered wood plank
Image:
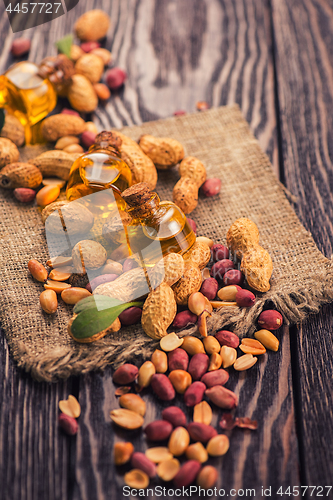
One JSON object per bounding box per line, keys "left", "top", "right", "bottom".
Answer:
{"left": 70, "top": 0, "right": 298, "bottom": 498}
{"left": 0, "top": 332, "right": 71, "bottom": 500}
{"left": 271, "top": 0, "right": 333, "bottom": 487}
{"left": 73, "top": 329, "right": 299, "bottom": 500}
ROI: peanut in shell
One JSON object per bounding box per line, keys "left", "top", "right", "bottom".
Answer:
{"left": 141, "top": 282, "right": 177, "bottom": 339}
{"left": 0, "top": 162, "right": 42, "bottom": 189}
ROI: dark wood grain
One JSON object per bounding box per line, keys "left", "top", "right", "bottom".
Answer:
{"left": 271, "top": 0, "right": 333, "bottom": 489}
{"left": 0, "top": 334, "right": 71, "bottom": 500}
{"left": 72, "top": 329, "right": 299, "bottom": 500}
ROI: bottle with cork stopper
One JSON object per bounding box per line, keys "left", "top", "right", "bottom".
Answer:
{"left": 66, "top": 130, "right": 132, "bottom": 204}
{"left": 104, "top": 182, "right": 196, "bottom": 267}
{"left": 0, "top": 54, "right": 74, "bottom": 144}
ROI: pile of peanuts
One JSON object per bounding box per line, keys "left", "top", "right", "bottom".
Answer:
{"left": 107, "top": 315, "right": 282, "bottom": 490}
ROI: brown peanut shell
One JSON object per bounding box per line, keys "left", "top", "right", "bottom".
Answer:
{"left": 173, "top": 177, "right": 198, "bottom": 214}
{"left": 141, "top": 282, "right": 177, "bottom": 339}
{"left": 41, "top": 114, "right": 86, "bottom": 142}
{"left": 179, "top": 156, "right": 207, "bottom": 187}
{"left": 0, "top": 115, "right": 25, "bottom": 147}
{"left": 172, "top": 263, "right": 203, "bottom": 305}
{"left": 183, "top": 241, "right": 211, "bottom": 270}
{"left": 0, "top": 162, "right": 42, "bottom": 189}
{"left": 112, "top": 131, "right": 158, "bottom": 190}
{"left": 68, "top": 74, "right": 98, "bottom": 113}
{"left": 226, "top": 217, "right": 260, "bottom": 258}
{"left": 0, "top": 137, "right": 20, "bottom": 169}
{"left": 75, "top": 54, "right": 104, "bottom": 84}
{"left": 94, "top": 267, "right": 151, "bottom": 303}
{"left": 74, "top": 9, "right": 110, "bottom": 41}
{"left": 30, "top": 150, "right": 79, "bottom": 180}
{"left": 240, "top": 245, "right": 273, "bottom": 292}
{"left": 138, "top": 135, "right": 184, "bottom": 169}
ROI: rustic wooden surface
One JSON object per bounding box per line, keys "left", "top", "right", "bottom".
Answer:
{"left": 0, "top": 1, "right": 332, "bottom": 499}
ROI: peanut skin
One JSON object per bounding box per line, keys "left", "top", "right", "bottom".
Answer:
{"left": 188, "top": 353, "right": 210, "bottom": 381}
{"left": 151, "top": 374, "right": 175, "bottom": 401}
{"left": 144, "top": 420, "right": 173, "bottom": 441}
{"left": 162, "top": 406, "right": 187, "bottom": 427}
{"left": 113, "top": 364, "right": 139, "bottom": 385}
{"left": 184, "top": 381, "right": 206, "bottom": 407}
{"left": 168, "top": 348, "right": 189, "bottom": 371}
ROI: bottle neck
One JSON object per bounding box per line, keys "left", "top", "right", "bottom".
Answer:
{"left": 88, "top": 144, "right": 122, "bottom": 159}
{"left": 126, "top": 192, "right": 160, "bottom": 219}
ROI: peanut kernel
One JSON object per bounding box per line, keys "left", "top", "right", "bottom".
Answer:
{"left": 254, "top": 329, "right": 279, "bottom": 351}
{"left": 233, "top": 353, "right": 258, "bottom": 371}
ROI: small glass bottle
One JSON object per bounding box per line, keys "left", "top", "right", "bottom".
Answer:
{"left": 66, "top": 131, "right": 132, "bottom": 202}
{"left": 0, "top": 55, "right": 73, "bottom": 144}
{"left": 116, "top": 183, "right": 196, "bottom": 267}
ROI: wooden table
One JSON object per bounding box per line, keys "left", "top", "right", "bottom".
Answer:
{"left": 1, "top": 1, "right": 333, "bottom": 499}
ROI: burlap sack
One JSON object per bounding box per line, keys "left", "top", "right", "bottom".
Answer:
{"left": 1, "top": 105, "right": 332, "bottom": 382}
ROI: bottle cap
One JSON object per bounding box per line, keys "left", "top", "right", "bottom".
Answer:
{"left": 122, "top": 183, "right": 152, "bottom": 207}
{"left": 94, "top": 131, "right": 122, "bottom": 151}
{"left": 38, "top": 54, "right": 74, "bottom": 85}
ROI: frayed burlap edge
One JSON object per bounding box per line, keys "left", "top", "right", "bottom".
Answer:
{"left": 10, "top": 257, "right": 333, "bottom": 382}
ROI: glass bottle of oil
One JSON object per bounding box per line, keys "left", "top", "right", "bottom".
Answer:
{"left": 0, "top": 55, "right": 73, "bottom": 144}
{"left": 66, "top": 131, "right": 132, "bottom": 202}
{"left": 118, "top": 183, "right": 196, "bottom": 267}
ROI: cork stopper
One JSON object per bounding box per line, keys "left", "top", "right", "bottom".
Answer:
{"left": 38, "top": 55, "right": 74, "bottom": 85}
{"left": 122, "top": 183, "right": 152, "bottom": 206}
{"left": 94, "top": 131, "right": 122, "bottom": 151}
{"left": 122, "top": 183, "right": 158, "bottom": 218}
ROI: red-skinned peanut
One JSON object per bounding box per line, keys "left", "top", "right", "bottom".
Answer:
{"left": 144, "top": 420, "right": 173, "bottom": 441}
{"left": 119, "top": 306, "right": 142, "bottom": 326}
{"left": 113, "top": 364, "right": 138, "bottom": 385}
{"left": 201, "top": 369, "right": 229, "bottom": 388}
{"left": 162, "top": 406, "right": 187, "bottom": 427}
{"left": 211, "top": 244, "right": 229, "bottom": 262}
{"left": 223, "top": 269, "right": 244, "bottom": 286}
{"left": 187, "top": 422, "right": 217, "bottom": 443}
{"left": 172, "top": 310, "right": 197, "bottom": 330}
{"left": 235, "top": 289, "right": 256, "bottom": 307}
{"left": 168, "top": 348, "right": 189, "bottom": 371}
{"left": 151, "top": 374, "right": 175, "bottom": 401}
{"left": 200, "top": 278, "right": 218, "bottom": 300}
{"left": 201, "top": 178, "right": 221, "bottom": 197}
{"left": 184, "top": 381, "right": 206, "bottom": 407}
{"left": 257, "top": 310, "right": 283, "bottom": 330}
{"left": 86, "top": 274, "right": 118, "bottom": 292}
{"left": 210, "top": 259, "right": 234, "bottom": 280}
{"left": 187, "top": 218, "right": 197, "bottom": 234}
{"left": 188, "top": 353, "right": 210, "bottom": 381}
{"left": 173, "top": 460, "right": 201, "bottom": 488}
{"left": 215, "top": 330, "right": 240, "bottom": 349}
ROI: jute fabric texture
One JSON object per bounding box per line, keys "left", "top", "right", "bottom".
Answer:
{"left": 1, "top": 105, "right": 332, "bottom": 381}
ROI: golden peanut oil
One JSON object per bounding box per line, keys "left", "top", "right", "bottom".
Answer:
{"left": 0, "top": 61, "right": 57, "bottom": 144}
{"left": 118, "top": 187, "right": 196, "bottom": 267}
{"left": 66, "top": 147, "right": 132, "bottom": 202}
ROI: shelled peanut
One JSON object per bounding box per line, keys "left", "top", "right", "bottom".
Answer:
{"left": 110, "top": 328, "right": 263, "bottom": 491}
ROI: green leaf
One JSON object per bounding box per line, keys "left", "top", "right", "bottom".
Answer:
{"left": 0, "top": 109, "right": 5, "bottom": 133}
{"left": 73, "top": 294, "right": 120, "bottom": 314}
{"left": 55, "top": 34, "right": 73, "bottom": 58}
{"left": 71, "top": 299, "right": 143, "bottom": 340}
